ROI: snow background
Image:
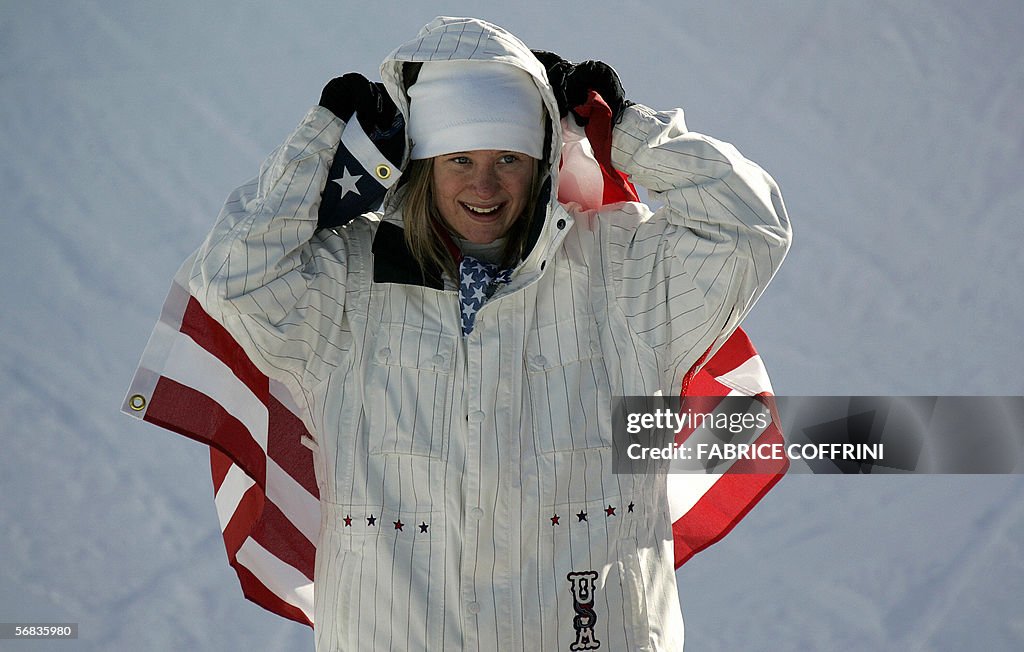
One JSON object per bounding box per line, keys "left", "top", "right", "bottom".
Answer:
{"left": 2, "top": 0, "right": 1022, "bottom": 649}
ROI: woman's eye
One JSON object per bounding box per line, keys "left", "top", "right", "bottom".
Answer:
{"left": 451, "top": 156, "right": 470, "bottom": 165}
{"left": 499, "top": 154, "right": 519, "bottom": 164}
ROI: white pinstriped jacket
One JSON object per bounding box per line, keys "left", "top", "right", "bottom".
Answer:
{"left": 191, "top": 16, "right": 790, "bottom": 652}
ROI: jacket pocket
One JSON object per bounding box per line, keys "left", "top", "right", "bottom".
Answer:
{"left": 319, "top": 498, "right": 446, "bottom": 650}
{"left": 617, "top": 537, "right": 654, "bottom": 651}
{"left": 527, "top": 491, "right": 646, "bottom": 651}
{"left": 525, "top": 318, "right": 612, "bottom": 453}
{"left": 365, "top": 322, "right": 456, "bottom": 459}
{"left": 316, "top": 501, "right": 357, "bottom": 651}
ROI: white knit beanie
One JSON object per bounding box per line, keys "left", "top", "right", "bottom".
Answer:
{"left": 408, "top": 60, "right": 545, "bottom": 160}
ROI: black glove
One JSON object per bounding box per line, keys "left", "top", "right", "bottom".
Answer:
{"left": 316, "top": 73, "right": 406, "bottom": 230}
{"left": 318, "top": 73, "right": 405, "bottom": 166}
{"left": 532, "top": 50, "right": 574, "bottom": 117}
{"left": 532, "top": 50, "right": 632, "bottom": 124}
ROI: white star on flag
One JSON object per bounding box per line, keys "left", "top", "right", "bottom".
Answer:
{"left": 333, "top": 167, "right": 362, "bottom": 199}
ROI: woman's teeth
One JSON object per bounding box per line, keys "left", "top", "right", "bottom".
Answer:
{"left": 464, "top": 204, "right": 499, "bottom": 214}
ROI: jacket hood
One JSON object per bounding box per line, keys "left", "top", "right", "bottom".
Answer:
{"left": 378, "top": 17, "right": 570, "bottom": 280}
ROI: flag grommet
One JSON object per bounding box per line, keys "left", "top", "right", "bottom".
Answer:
{"left": 375, "top": 164, "right": 392, "bottom": 180}
{"left": 128, "top": 394, "right": 147, "bottom": 411}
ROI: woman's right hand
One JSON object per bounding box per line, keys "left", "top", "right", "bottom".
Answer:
{"left": 318, "top": 73, "right": 405, "bottom": 165}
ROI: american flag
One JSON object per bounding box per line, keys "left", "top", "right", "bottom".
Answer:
{"left": 122, "top": 95, "right": 786, "bottom": 626}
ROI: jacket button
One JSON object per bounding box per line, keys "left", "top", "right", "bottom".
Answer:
{"left": 431, "top": 354, "right": 445, "bottom": 366}
{"left": 533, "top": 355, "right": 548, "bottom": 368}
{"left": 468, "top": 411, "right": 485, "bottom": 424}
{"left": 377, "top": 347, "right": 391, "bottom": 361}
{"left": 556, "top": 218, "right": 566, "bottom": 229}
{"left": 467, "top": 602, "right": 481, "bottom": 615}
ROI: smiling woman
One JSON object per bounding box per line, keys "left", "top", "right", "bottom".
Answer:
{"left": 160, "top": 15, "right": 790, "bottom": 652}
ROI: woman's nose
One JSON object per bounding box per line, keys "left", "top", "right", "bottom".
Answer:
{"left": 471, "top": 167, "right": 499, "bottom": 198}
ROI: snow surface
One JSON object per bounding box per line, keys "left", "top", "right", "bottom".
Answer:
{"left": 2, "top": 1, "right": 1022, "bottom": 650}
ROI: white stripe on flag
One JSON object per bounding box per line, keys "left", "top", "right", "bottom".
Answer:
{"left": 343, "top": 112, "right": 401, "bottom": 189}
{"left": 161, "top": 329, "right": 269, "bottom": 451}
{"left": 236, "top": 538, "right": 315, "bottom": 623}
{"left": 667, "top": 473, "right": 721, "bottom": 522}
{"left": 715, "top": 354, "right": 772, "bottom": 395}
{"left": 215, "top": 463, "right": 257, "bottom": 530}
{"left": 266, "top": 457, "right": 320, "bottom": 544}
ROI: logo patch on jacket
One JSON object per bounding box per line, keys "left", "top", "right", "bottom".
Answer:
{"left": 567, "top": 570, "right": 600, "bottom": 650}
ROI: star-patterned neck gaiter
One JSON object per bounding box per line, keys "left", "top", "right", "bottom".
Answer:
{"left": 458, "top": 255, "right": 513, "bottom": 335}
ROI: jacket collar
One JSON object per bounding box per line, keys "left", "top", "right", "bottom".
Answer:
{"left": 371, "top": 217, "right": 444, "bottom": 289}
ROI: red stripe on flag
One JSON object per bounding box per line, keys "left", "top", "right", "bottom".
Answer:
{"left": 145, "top": 376, "right": 267, "bottom": 486}
{"left": 179, "top": 296, "right": 269, "bottom": 405}
{"left": 682, "top": 368, "right": 734, "bottom": 401}
{"left": 210, "top": 446, "right": 233, "bottom": 494}
{"left": 672, "top": 420, "right": 788, "bottom": 568}
{"left": 232, "top": 561, "right": 313, "bottom": 627}
{"left": 249, "top": 499, "right": 316, "bottom": 581}
{"left": 268, "top": 394, "right": 319, "bottom": 498}
{"left": 575, "top": 91, "right": 639, "bottom": 205}
{"left": 700, "top": 329, "right": 760, "bottom": 379}
{"left": 221, "top": 483, "right": 264, "bottom": 558}
{"left": 673, "top": 394, "right": 729, "bottom": 444}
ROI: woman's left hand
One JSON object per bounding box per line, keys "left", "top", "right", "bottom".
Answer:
{"left": 532, "top": 51, "right": 632, "bottom": 124}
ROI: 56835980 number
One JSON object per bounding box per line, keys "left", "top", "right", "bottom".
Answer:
{"left": 0, "top": 623, "right": 78, "bottom": 639}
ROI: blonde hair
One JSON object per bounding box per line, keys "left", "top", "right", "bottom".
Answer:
{"left": 400, "top": 157, "right": 545, "bottom": 281}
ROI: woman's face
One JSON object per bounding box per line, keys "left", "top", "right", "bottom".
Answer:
{"left": 432, "top": 150, "right": 535, "bottom": 244}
